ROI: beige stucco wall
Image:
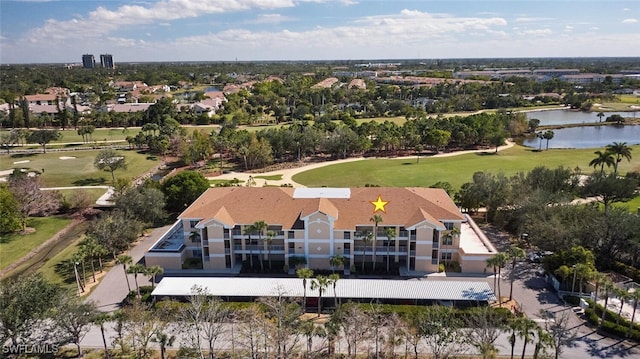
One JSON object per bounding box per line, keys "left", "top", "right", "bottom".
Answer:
{"left": 145, "top": 253, "right": 184, "bottom": 270}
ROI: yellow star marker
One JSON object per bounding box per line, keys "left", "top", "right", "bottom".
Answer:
{"left": 370, "top": 195, "right": 389, "bottom": 213}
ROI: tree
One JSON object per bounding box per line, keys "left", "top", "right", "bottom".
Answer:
{"left": 600, "top": 277, "right": 615, "bottom": 327}
{"left": 489, "top": 131, "right": 506, "bottom": 153}
{"left": 27, "top": 129, "right": 62, "bottom": 153}
{"left": 7, "top": 172, "right": 61, "bottom": 231}
{"left": 94, "top": 149, "right": 127, "bottom": 184}
{"left": 253, "top": 220, "right": 267, "bottom": 272}
{"left": 297, "top": 268, "right": 314, "bottom": 311}
{"left": 115, "top": 186, "right": 166, "bottom": 226}
{"left": 152, "top": 331, "right": 176, "bottom": 359}
{"left": 161, "top": 170, "right": 210, "bottom": 212}
{"left": 516, "top": 317, "right": 538, "bottom": 359}
{"left": 146, "top": 265, "right": 163, "bottom": 289}
{"left": 0, "top": 274, "right": 60, "bottom": 347}
{"left": 384, "top": 227, "right": 396, "bottom": 272}
{"left": 93, "top": 313, "right": 112, "bottom": 359}
{"left": 51, "top": 294, "right": 98, "bottom": 358}
{"left": 328, "top": 273, "right": 340, "bottom": 308}
{"left": 507, "top": 246, "right": 526, "bottom": 301}
{"left": 182, "top": 285, "right": 229, "bottom": 359}
{"left": 90, "top": 211, "right": 144, "bottom": 259}
{"left": 528, "top": 118, "right": 540, "bottom": 132}
{"left": 0, "top": 184, "right": 21, "bottom": 234}
{"left": 329, "top": 254, "right": 345, "bottom": 273}
{"left": 597, "top": 111, "right": 605, "bottom": 122}
{"left": 418, "top": 305, "right": 465, "bottom": 359}
{"left": 81, "top": 236, "right": 105, "bottom": 283}
{"left": 589, "top": 150, "right": 615, "bottom": 174}
{"left": 606, "top": 142, "right": 633, "bottom": 175}
{"left": 493, "top": 252, "right": 509, "bottom": 306}
{"left": 361, "top": 231, "right": 373, "bottom": 272}
{"left": 466, "top": 306, "right": 505, "bottom": 359}
{"left": 542, "top": 130, "right": 554, "bottom": 150}
{"left": 582, "top": 172, "right": 637, "bottom": 211}
{"left": 117, "top": 254, "right": 133, "bottom": 293}
{"left": 120, "top": 299, "right": 167, "bottom": 359}
{"left": 127, "top": 264, "right": 147, "bottom": 298}
{"left": 541, "top": 309, "right": 577, "bottom": 359}
{"left": 370, "top": 214, "right": 383, "bottom": 271}
{"left": 310, "top": 275, "right": 330, "bottom": 317}
{"left": 260, "top": 288, "right": 304, "bottom": 359}
{"left": 265, "top": 230, "right": 276, "bottom": 270}
{"left": 340, "top": 303, "right": 371, "bottom": 359}
{"left": 627, "top": 289, "right": 640, "bottom": 336}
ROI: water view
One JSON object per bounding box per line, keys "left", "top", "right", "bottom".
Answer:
{"left": 522, "top": 125, "right": 640, "bottom": 149}
{"left": 525, "top": 109, "right": 637, "bottom": 126}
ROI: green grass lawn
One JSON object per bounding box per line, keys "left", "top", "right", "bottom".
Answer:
{"left": 615, "top": 195, "right": 640, "bottom": 213}
{"left": 0, "top": 149, "right": 160, "bottom": 187}
{"left": 36, "top": 233, "right": 85, "bottom": 286}
{"left": 56, "top": 188, "right": 108, "bottom": 203}
{"left": 292, "top": 145, "right": 640, "bottom": 190}
{"left": 0, "top": 217, "right": 72, "bottom": 271}
{"left": 254, "top": 174, "right": 283, "bottom": 181}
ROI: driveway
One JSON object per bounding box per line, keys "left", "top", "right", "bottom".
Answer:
{"left": 85, "top": 225, "right": 171, "bottom": 312}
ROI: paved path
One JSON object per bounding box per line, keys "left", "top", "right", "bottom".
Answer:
{"left": 210, "top": 140, "right": 516, "bottom": 187}
{"left": 85, "top": 225, "right": 170, "bottom": 312}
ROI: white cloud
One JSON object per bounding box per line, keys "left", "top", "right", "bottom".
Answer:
{"left": 515, "top": 17, "right": 554, "bottom": 23}
{"left": 21, "top": 0, "right": 296, "bottom": 43}
{"left": 248, "top": 13, "right": 293, "bottom": 24}
{"left": 565, "top": 25, "right": 574, "bottom": 32}
{"left": 518, "top": 29, "right": 553, "bottom": 36}
{"left": 340, "top": 0, "right": 358, "bottom": 5}
{"left": 622, "top": 18, "right": 638, "bottom": 23}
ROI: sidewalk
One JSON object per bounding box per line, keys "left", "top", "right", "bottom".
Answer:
{"left": 85, "top": 225, "right": 170, "bottom": 312}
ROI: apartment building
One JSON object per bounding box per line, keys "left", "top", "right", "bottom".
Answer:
{"left": 145, "top": 187, "right": 497, "bottom": 275}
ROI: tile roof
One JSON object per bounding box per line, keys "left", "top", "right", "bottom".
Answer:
{"left": 181, "top": 187, "right": 464, "bottom": 230}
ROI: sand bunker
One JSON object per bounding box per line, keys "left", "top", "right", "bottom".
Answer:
{"left": 13, "top": 160, "right": 30, "bottom": 164}
{"left": 59, "top": 156, "right": 76, "bottom": 160}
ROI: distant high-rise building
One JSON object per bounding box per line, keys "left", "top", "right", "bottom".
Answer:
{"left": 82, "top": 54, "right": 95, "bottom": 68}
{"left": 100, "top": 54, "right": 115, "bottom": 69}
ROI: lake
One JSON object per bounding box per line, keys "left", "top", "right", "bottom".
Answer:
{"left": 522, "top": 125, "right": 640, "bottom": 149}
{"left": 526, "top": 109, "right": 636, "bottom": 126}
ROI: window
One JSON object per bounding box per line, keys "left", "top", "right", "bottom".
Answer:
{"left": 344, "top": 231, "right": 351, "bottom": 240}
{"left": 443, "top": 222, "right": 454, "bottom": 230}
{"left": 189, "top": 220, "right": 199, "bottom": 228}
{"left": 288, "top": 231, "right": 295, "bottom": 239}
{"left": 192, "top": 249, "right": 202, "bottom": 257}
{"left": 431, "top": 249, "right": 439, "bottom": 264}
{"left": 443, "top": 236, "right": 453, "bottom": 246}
{"left": 441, "top": 252, "right": 452, "bottom": 260}
{"left": 223, "top": 228, "right": 230, "bottom": 239}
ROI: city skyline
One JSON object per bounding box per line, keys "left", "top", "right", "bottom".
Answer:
{"left": 1, "top": 0, "right": 639, "bottom": 64}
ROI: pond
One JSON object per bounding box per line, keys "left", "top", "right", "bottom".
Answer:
{"left": 522, "top": 125, "right": 640, "bottom": 149}
{"left": 526, "top": 109, "right": 636, "bottom": 126}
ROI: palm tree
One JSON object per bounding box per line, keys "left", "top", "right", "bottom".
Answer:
{"left": 589, "top": 150, "right": 615, "bottom": 174}
{"left": 146, "top": 265, "right": 163, "bottom": 289}
{"left": 597, "top": 111, "right": 605, "bottom": 122}
{"left": 253, "top": 220, "right": 268, "bottom": 272}
{"left": 517, "top": 318, "right": 538, "bottom": 359}
{"left": 297, "top": 268, "right": 314, "bottom": 311}
{"left": 486, "top": 256, "right": 499, "bottom": 294}
{"left": 600, "top": 278, "right": 615, "bottom": 327}
{"left": 265, "top": 230, "right": 276, "bottom": 270}
{"left": 384, "top": 227, "right": 396, "bottom": 272}
{"left": 152, "top": 331, "right": 176, "bottom": 359}
{"left": 93, "top": 313, "right": 112, "bottom": 359}
{"left": 328, "top": 273, "right": 340, "bottom": 308}
{"left": 493, "top": 253, "right": 509, "bottom": 307}
{"left": 117, "top": 254, "right": 132, "bottom": 293}
{"left": 627, "top": 289, "right": 640, "bottom": 336}
{"left": 311, "top": 275, "right": 330, "bottom": 317}
{"left": 361, "top": 231, "right": 373, "bottom": 272}
{"left": 127, "top": 263, "right": 146, "bottom": 297}
{"left": 592, "top": 272, "right": 607, "bottom": 306}
{"left": 370, "top": 214, "right": 383, "bottom": 271}
{"left": 615, "top": 287, "right": 630, "bottom": 325}
{"left": 81, "top": 237, "right": 101, "bottom": 283}
{"left": 243, "top": 224, "right": 257, "bottom": 269}
{"left": 543, "top": 130, "right": 554, "bottom": 150}
{"left": 507, "top": 246, "right": 526, "bottom": 301}
{"left": 606, "top": 142, "right": 633, "bottom": 175}
{"left": 329, "top": 254, "right": 345, "bottom": 273}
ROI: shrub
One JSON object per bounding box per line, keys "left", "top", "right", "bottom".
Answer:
{"left": 563, "top": 295, "right": 580, "bottom": 306}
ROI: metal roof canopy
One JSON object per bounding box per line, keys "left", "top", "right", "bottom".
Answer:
{"left": 151, "top": 277, "right": 495, "bottom": 302}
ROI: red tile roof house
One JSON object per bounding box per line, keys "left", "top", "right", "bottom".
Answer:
{"left": 145, "top": 187, "right": 497, "bottom": 276}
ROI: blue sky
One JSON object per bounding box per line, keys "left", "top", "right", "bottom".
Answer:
{"left": 1, "top": 0, "right": 638, "bottom": 64}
